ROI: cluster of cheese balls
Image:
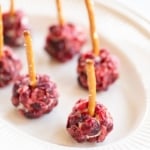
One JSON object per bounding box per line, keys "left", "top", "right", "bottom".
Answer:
{"left": 0, "top": 0, "right": 120, "bottom": 144}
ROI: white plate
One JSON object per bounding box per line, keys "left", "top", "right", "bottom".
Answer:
{"left": 0, "top": 0, "right": 150, "bottom": 150}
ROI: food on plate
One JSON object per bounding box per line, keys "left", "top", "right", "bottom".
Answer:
{"left": 77, "top": 49, "right": 119, "bottom": 91}
{"left": 44, "top": 0, "right": 86, "bottom": 62}
{"left": 11, "top": 31, "right": 59, "bottom": 118}
{"left": 2, "top": 0, "right": 29, "bottom": 47}
{"left": 77, "top": 0, "right": 119, "bottom": 91}
{"left": 67, "top": 60, "right": 113, "bottom": 142}
{"left": 0, "top": 6, "right": 21, "bottom": 87}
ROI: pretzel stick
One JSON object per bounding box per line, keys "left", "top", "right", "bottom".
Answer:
{"left": 24, "top": 31, "right": 37, "bottom": 86}
{"left": 86, "top": 59, "right": 96, "bottom": 116}
{"left": 10, "top": 0, "right": 15, "bottom": 16}
{"left": 56, "top": 0, "right": 64, "bottom": 26}
{"left": 85, "top": 0, "right": 99, "bottom": 56}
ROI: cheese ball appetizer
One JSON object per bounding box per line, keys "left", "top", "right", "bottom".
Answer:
{"left": 0, "top": 6, "right": 22, "bottom": 87}
{"left": 11, "top": 31, "right": 59, "bottom": 118}
{"left": 67, "top": 99, "right": 113, "bottom": 142}
{"left": 44, "top": 0, "right": 86, "bottom": 62}
{"left": 77, "top": 0, "right": 119, "bottom": 91}
{"left": 77, "top": 49, "right": 119, "bottom": 91}
{"left": 0, "top": 47, "right": 22, "bottom": 87}
{"left": 2, "top": 0, "right": 29, "bottom": 47}
{"left": 67, "top": 59, "right": 113, "bottom": 143}
{"left": 12, "top": 74, "right": 58, "bottom": 118}
{"left": 45, "top": 23, "right": 86, "bottom": 62}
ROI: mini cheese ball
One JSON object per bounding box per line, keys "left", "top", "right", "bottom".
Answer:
{"left": 0, "top": 6, "right": 22, "bottom": 87}
{"left": 11, "top": 74, "right": 58, "bottom": 118}
{"left": 0, "top": 47, "right": 22, "bottom": 87}
{"left": 11, "top": 31, "right": 59, "bottom": 118}
{"left": 77, "top": 0, "right": 119, "bottom": 91}
{"left": 44, "top": 0, "right": 86, "bottom": 62}
{"left": 45, "top": 23, "right": 86, "bottom": 62}
{"left": 67, "top": 99, "right": 113, "bottom": 143}
{"left": 2, "top": 0, "right": 29, "bottom": 47}
{"left": 67, "top": 60, "right": 113, "bottom": 143}
{"left": 77, "top": 49, "right": 119, "bottom": 91}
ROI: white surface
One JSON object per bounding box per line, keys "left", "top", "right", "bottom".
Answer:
{"left": 115, "top": 0, "right": 150, "bottom": 23}
{"left": 0, "top": 0, "right": 150, "bottom": 150}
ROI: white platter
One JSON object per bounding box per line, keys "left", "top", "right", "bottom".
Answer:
{"left": 0, "top": 0, "right": 150, "bottom": 150}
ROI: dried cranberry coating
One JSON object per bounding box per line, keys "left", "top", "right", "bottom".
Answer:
{"left": 0, "top": 47, "right": 22, "bottom": 87}
{"left": 11, "top": 74, "right": 59, "bottom": 118}
{"left": 67, "top": 99, "right": 113, "bottom": 143}
{"left": 77, "top": 49, "right": 119, "bottom": 91}
{"left": 45, "top": 23, "right": 86, "bottom": 62}
{"left": 2, "top": 10, "right": 29, "bottom": 47}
